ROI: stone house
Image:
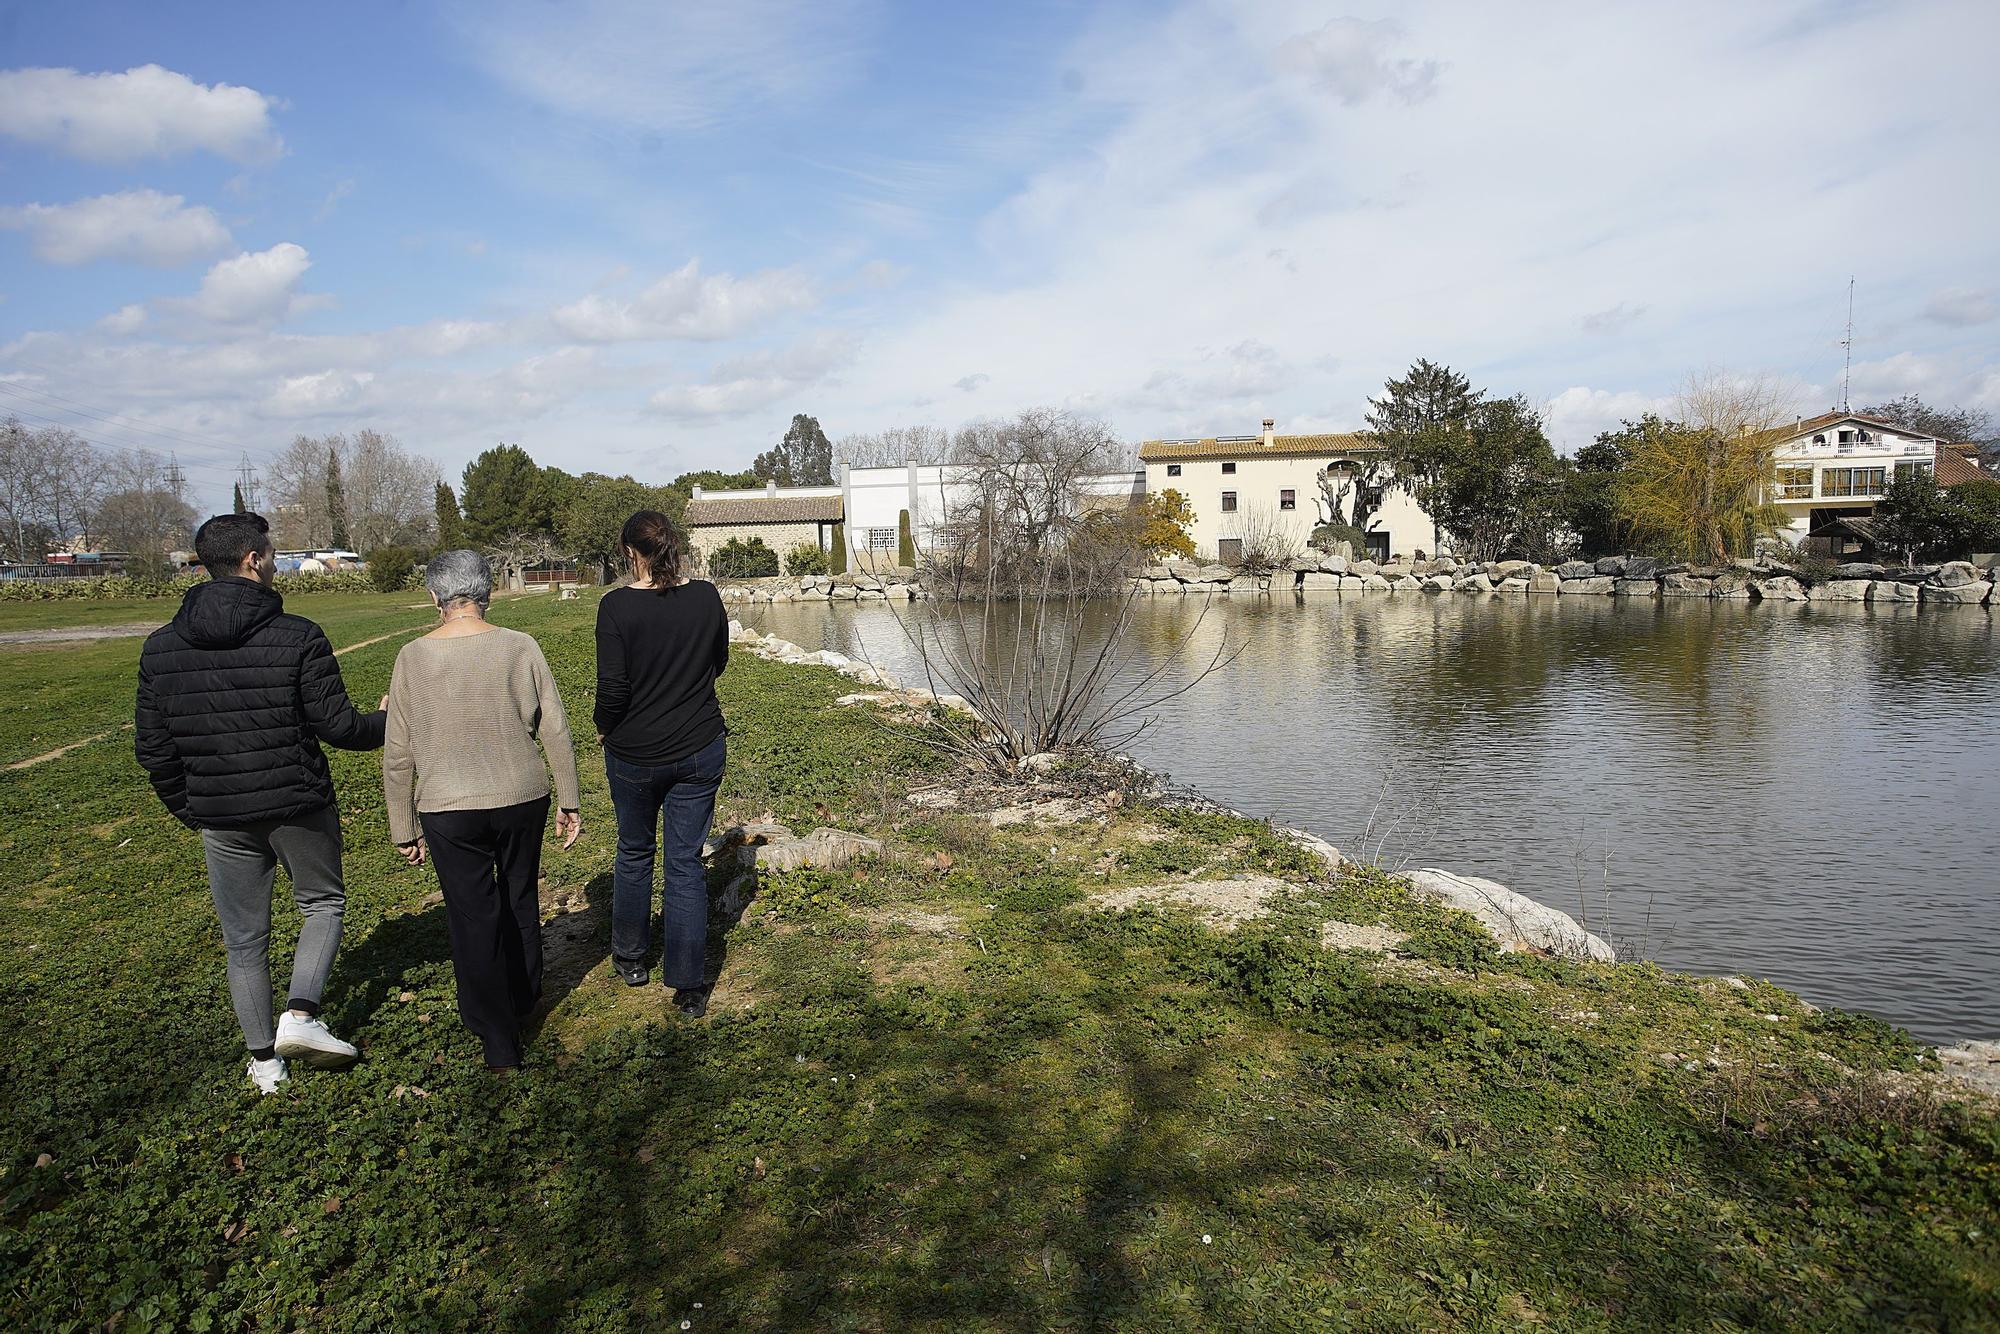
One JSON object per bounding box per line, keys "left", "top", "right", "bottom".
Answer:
{"left": 683, "top": 482, "right": 843, "bottom": 573}
{"left": 842, "top": 463, "right": 1143, "bottom": 572}
{"left": 1138, "top": 419, "right": 1436, "bottom": 562}
{"left": 1763, "top": 411, "right": 1947, "bottom": 544}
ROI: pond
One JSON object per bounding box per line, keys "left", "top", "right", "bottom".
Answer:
{"left": 743, "top": 591, "right": 2000, "bottom": 1043}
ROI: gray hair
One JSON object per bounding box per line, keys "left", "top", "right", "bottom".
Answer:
{"left": 425, "top": 548, "right": 492, "bottom": 611}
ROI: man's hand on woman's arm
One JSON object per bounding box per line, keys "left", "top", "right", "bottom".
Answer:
{"left": 556, "top": 809, "right": 582, "bottom": 849}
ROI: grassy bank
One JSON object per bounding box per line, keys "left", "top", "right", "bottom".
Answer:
{"left": 1, "top": 590, "right": 1995, "bottom": 1330}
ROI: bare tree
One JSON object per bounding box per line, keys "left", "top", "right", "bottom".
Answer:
{"left": 1223, "top": 501, "right": 1303, "bottom": 571}
{"left": 94, "top": 449, "right": 197, "bottom": 556}
{"left": 485, "top": 530, "right": 562, "bottom": 589}
{"left": 834, "top": 424, "right": 953, "bottom": 469}
{"left": 861, "top": 407, "right": 1237, "bottom": 773}
{"left": 0, "top": 419, "right": 109, "bottom": 558}
{"left": 266, "top": 430, "right": 439, "bottom": 551}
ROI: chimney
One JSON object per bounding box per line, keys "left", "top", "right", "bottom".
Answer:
{"left": 1260, "top": 418, "right": 1276, "bottom": 448}
{"left": 766, "top": 479, "right": 778, "bottom": 497}
{"left": 691, "top": 484, "right": 704, "bottom": 499}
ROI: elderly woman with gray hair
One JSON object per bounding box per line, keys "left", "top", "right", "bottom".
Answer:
{"left": 382, "top": 549, "right": 581, "bottom": 1071}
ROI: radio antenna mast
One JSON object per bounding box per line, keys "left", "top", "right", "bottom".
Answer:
{"left": 1839, "top": 276, "right": 1854, "bottom": 413}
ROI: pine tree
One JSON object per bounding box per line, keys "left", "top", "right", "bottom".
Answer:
{"left": 1365, "top": 359, "right": 1481, "bottom": 553}
{"left": 325, "top": 445, "right": 351, "bottom": 550}
{"left": 752, "top": 414, "right": 835, "bottom": 486}
{"left": 435, "top": 480, "right": 464, "bottom": 549}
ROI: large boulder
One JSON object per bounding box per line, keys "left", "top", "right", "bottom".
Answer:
{"left": 1456, "top": 572, "right": 1496, "bottom": 594}
{"left": 1403, "top": 868, "right": 1615, "bottom": 962}
{"left": 1659, "top": 573, "right": 1713, "bottom": 597}
{"left": 1871, "top": 579, "right": 1919, "bottom": 603}
{"left": 1421, "top": 574, "right": 1453, "bottom": 592}
{"left": 1594, "top": 556, "right": 1627, "bottom": 576}
{"left": 1754, "top": 575, "right": 1808, "bottom": 601}
{"left": 1488, "top": 559, "right": 1531, "bottom": 582}
{"left": 1363, "top": 573, "right": 1392, "bottom": 591}
{"left": 1528, "top": 568, "right": 1562, "bottom": 594}
{"left": 1553, "top": 561, "right": 1596, "bottom": 580}
{"left": 1563, "top": 575, "right": 1615, "bottom": 595}
{"left": 1922, "top": 581, "right": 1991, "bottom": 605}
{"left": 1622, "top": 556, "right": 1665, "bottom": 579}
{"left": 1613, "top": 577, "right": 1659, "bottom": 597}
{"left": 1711, "top": 570, "right": 1754, "bottom": 598}
{"left": 1387, "top": 573, "right": 1423, "bottom": 591}
{"left": 742, "top": 826, "right": 884, "bottom": 874}
{"left": 1196, "top": 564, "right": 1235, "bottom": 584}
{"left": 1834, "top": 563, "right": 1886, "bottom": 580}
{"left": 1937, "top": 1040, "right": 2000, "bottom": 1097}
{"left": 1496, "top": 576, "right": 1531, "bottom": 593}
{"left": 1350, "top": 559, "right": 1380, "bottom": 578}
{"left": 1814, "top": 579, "right": 1873, "bottom": 601}
{"left": 1932, "top": 561, "right": 1981, "bottom": 589}
{"left": 1299, "top": 570, "right": 1342, "bottom": 590}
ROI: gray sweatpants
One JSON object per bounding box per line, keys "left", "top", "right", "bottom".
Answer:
{"left": 200, "top": 805, "right": 346, "bottom": 1055}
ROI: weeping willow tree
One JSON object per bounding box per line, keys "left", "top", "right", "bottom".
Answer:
{"left": 1615, "top": 372, "right": 1795, "bottom": 563}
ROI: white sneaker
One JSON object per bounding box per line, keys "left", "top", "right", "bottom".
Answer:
{"left": 248, "top": 1056, "right": 289, "bottom": 1095}
{"left": 274, "top": 1012, "right": 360, "bottom": 1069}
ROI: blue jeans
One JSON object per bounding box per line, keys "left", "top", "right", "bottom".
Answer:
{"left": 607, "top": 734, "right": 726, "bottom": 989}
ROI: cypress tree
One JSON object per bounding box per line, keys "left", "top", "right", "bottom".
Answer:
{"left": 830, "top": 521, "right": 848, "bottom": 575}
{"left": 232, "top": 482, "right": 245, "bottom": 515}
{"left": 435, "top": 480, "right": 464, "bottom": 549}
{"left": 897, "top": 509, "right": 915, "bottom": 567}
{"left": 326, "top": 445, "right": 351, "bottom": 550}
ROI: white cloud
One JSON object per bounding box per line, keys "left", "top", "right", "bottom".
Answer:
{"left": 551, "top": 261, "right": 814, "bottom": 342}
{"left": 0, "top": 189, "right": 232, "bottom": 266}
{"left": 186, "top": 243, "right": 320, "bottom": 325}
{"left": 953, "top": 373, "right": 990, "bottom": 393}
{"left": 1542, "top": 387, "right": 1673, "bottom": 452}
{"left": 1581, "top": 302, "right": 1647, "bottom": 336}
{"left": 457, "top": 0, "right": 871, "bottom": 132}
{"left": 0, "top": 64, "right": 283, "bottom": 163}
{"left": 264, "top": 369, "right": 376, "bottom": 416}
{"left": 1922, "top": 288, "right": 1996, "bottom": 328}
{"left": 648, "top": 330, "right": 856, "bottom": 418}
{"left": 1276, "top": 18, "right": 1441, "bottom": 106}
{"left": 97, "top": 303, "right": 147, "bottom": 335}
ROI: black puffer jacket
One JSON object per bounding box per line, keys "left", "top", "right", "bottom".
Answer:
{"left": 135, "top": 578, "right": 386, "bottom": 830}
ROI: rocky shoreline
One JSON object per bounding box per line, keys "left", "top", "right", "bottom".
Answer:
{"left": 1130, "top": 553, "right": 2000, "bottom": 606}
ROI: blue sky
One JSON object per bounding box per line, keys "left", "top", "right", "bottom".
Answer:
{"left": 2, "top": 0, "right": 1996, "bottom": 513}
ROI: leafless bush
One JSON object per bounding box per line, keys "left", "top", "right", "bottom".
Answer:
{"left": 1225, "top": 501, "right": 1304, "bottom": 572}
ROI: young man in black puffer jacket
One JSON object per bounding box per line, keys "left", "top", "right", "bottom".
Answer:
{"left": 136, "top": 513, "right": 386, "bottom": 1094}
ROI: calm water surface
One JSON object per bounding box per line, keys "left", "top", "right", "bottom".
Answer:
{"left": 744, "top": 593, "right": 1999, "bottom": 1042}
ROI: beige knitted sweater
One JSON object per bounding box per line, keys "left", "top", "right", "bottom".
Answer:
{"left": 382, "top": 625, "right": 581, "bottom": 845}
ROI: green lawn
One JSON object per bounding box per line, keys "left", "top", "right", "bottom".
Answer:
{"left": 1, "top": 590, "right": 1995, "bottom": 1330}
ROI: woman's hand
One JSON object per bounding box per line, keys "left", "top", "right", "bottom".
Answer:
{"left": 398, "top": 838, "right": 426, "bottom": 866}
{"left": 379, "top": 694, "right": 390, "bottom": 710}
{"left": 556, "top": 808, "right": 582, "bottom": 849}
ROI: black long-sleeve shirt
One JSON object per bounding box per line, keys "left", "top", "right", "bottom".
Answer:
{"left": 592, "top": 581, "right": 729, "bottom": 765}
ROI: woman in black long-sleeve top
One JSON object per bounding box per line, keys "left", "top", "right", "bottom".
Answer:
{"left": 593, "top": 510, "right": 729, "bottom": 1015}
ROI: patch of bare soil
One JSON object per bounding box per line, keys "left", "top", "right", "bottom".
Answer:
{"left": 1319, "top": 921, "right": 1410, "bottom": 954}
{"left": 1089, "top": 875, "right": 1294, "bottom": 930}
{"left": 0, "top": 623, "right": 159, "bottom": 645}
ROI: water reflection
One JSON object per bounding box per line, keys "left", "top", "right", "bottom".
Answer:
{"left": 746, "top": 592, "right": 1999, "bottom": 1041}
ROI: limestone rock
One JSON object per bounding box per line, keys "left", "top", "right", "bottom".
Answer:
{"left": 1403, "top": 868, "right": 1616, "bottom": 962}
{"left": 1421, "top": 574, "right": 1453, "bottom": 592}
{"left": 1529, "top": 568, "right": 1562, "bottom": 594}
{"left": 1711, "top": 570, "right": 1754, "bottom": 598}
{"left": 1090, "top": 875, "right": 1292, "bottom": 930}
{"left": 1563, "top": 575, "right": 1615, "bottom": 595}
{"left": 738, "top": 825, "right": 883, "bottom": 874}
{"left": 1872, "top": 580, "right": 1918, "bottom": 603}
{"left": 1350, "top": 559, "right": 1380, "bottom": 578}
{"left": 1488, "top": 560, "right": 1530, "bottom": 582}
{"left": 1834, "top": 563, "right": 1886, "bottom": 579}
{"left": 1456, "top": 572, "right": 1495, "bottom": 593}
{"left": 1553, "top": 561, "right": 1596, "bottom": 580}
{"left": 1613, "top": 577, "right": 1659, "bottom": 597}
{"left": 1659, "top": 573, "right": 1713, "bottom": 597}
{"left": 1363, "top": 573, "right": 1392, "bottom": 591}
{"left": 1622, "top": 556, "right": 1665, "bottom": 579}
{"left": 1922, "top": 581, "right": 1990, "bottom": 605}
{"left": 1274, "top": 826, "right": 1343, "bottom": 875}
{"left": 1754, "top": 575, "right": 1808, "bottom": 601}
{"left": 1497, "top": 576, "right": 1531, "bottom": 593}
{"left": 1594, "top": 556, "right": 1627, "bottom": 576}
{"left": 1932, "top": 561, "right": 1980, "bottom": 589}
{"left": 1815, "top": 579, "right": 1872, "bottom": 601}
{"left": 1937, "top": 1039, "right": 2000, "bottom": 1097}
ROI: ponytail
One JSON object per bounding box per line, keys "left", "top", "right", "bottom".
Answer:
{"left": 620, "top": 510, "right": 687, "bottom": 591}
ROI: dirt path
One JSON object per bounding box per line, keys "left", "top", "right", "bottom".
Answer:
{"left": 6, "top": 724, "right": 134, "bottom": 771}
{"left": 333, "top": 624, "right": 429, "bottom": 657}
{"left": 0, "top": 623, "right": 160, "bottom": 646}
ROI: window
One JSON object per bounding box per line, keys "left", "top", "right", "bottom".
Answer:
{"left": 1166, "top": 463, "right": 1181, "bottom": 477}
{"left": 1812, "top": 434, "right": 1826, "bottom": 445}
{"left": 1894, "top": 459, "right": 1933, "bottom": 483}
{"left": 1776, "top": 466, "right": 1813, "bottom": 499}
{"left": 1216, "top": 538, "right": 1243, "bottom": 565}
{"left": 1279, "top": 489, "right": 1297, "bottom": 510}
{"left": 1820, "top": 467, "right": 1886, "bottom": 498}
{"left": 1220, "top": 491, "right": 1237, "bottom": 513}
{"left": 1838, "top": 429, "right": 1855, "bottom": 444}
{"left": 1221, "top": 461, "right": 1236, "bottom": 474}
{"left": 866, "top": 527, "right": 896, "bottom": 550}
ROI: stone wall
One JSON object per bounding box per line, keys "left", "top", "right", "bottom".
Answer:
{"left": 1127, "top": 553, "right": 2000, "bottom": 606}
{"left": 713, "top": 570, "right": 925, "bottom": 605}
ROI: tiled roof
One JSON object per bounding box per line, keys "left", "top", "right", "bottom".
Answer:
{"left": 684, "top": 495, "right": 843, "bottom": 526}
{"left": 1936, "top": 443, "right": 1988, "bottom": 487}
{"left": 1139, "top": 432, "right": 1379, "bottom": 462}
{"left": 1757, "top": 411, "right": 1940, "bottom": 449}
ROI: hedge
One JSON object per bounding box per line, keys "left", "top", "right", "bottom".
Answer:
{"left": 0, "top": 571, "right": 380, "bottom": 601}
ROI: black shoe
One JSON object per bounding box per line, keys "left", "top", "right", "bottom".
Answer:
{"left": 672, "top": 986, "right": 709, "bottom": 1019}
{"left": 614, "top": 960, "right": 649, "bottom": 988}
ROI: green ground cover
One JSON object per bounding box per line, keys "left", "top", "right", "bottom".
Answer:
{"left": 1, "top": 590, "right": 1995, "bottom": 1330}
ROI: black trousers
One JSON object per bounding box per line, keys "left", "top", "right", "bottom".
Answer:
{"left": 419, "top": 796, "right": 549, "bottom": 1067}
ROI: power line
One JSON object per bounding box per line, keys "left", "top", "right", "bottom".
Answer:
{"left": 0, "top": 400, "right": 240, "bottom": 486}
{"left": 0, "top": 373, "right": 253, "bottom": 458}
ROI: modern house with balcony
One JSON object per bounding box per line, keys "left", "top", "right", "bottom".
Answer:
{"left": 1137, "top": 419, "right": 1437, "bottom": 562}
{"left": 1764, "top": 411, "right": 1947, "bottom": 544}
